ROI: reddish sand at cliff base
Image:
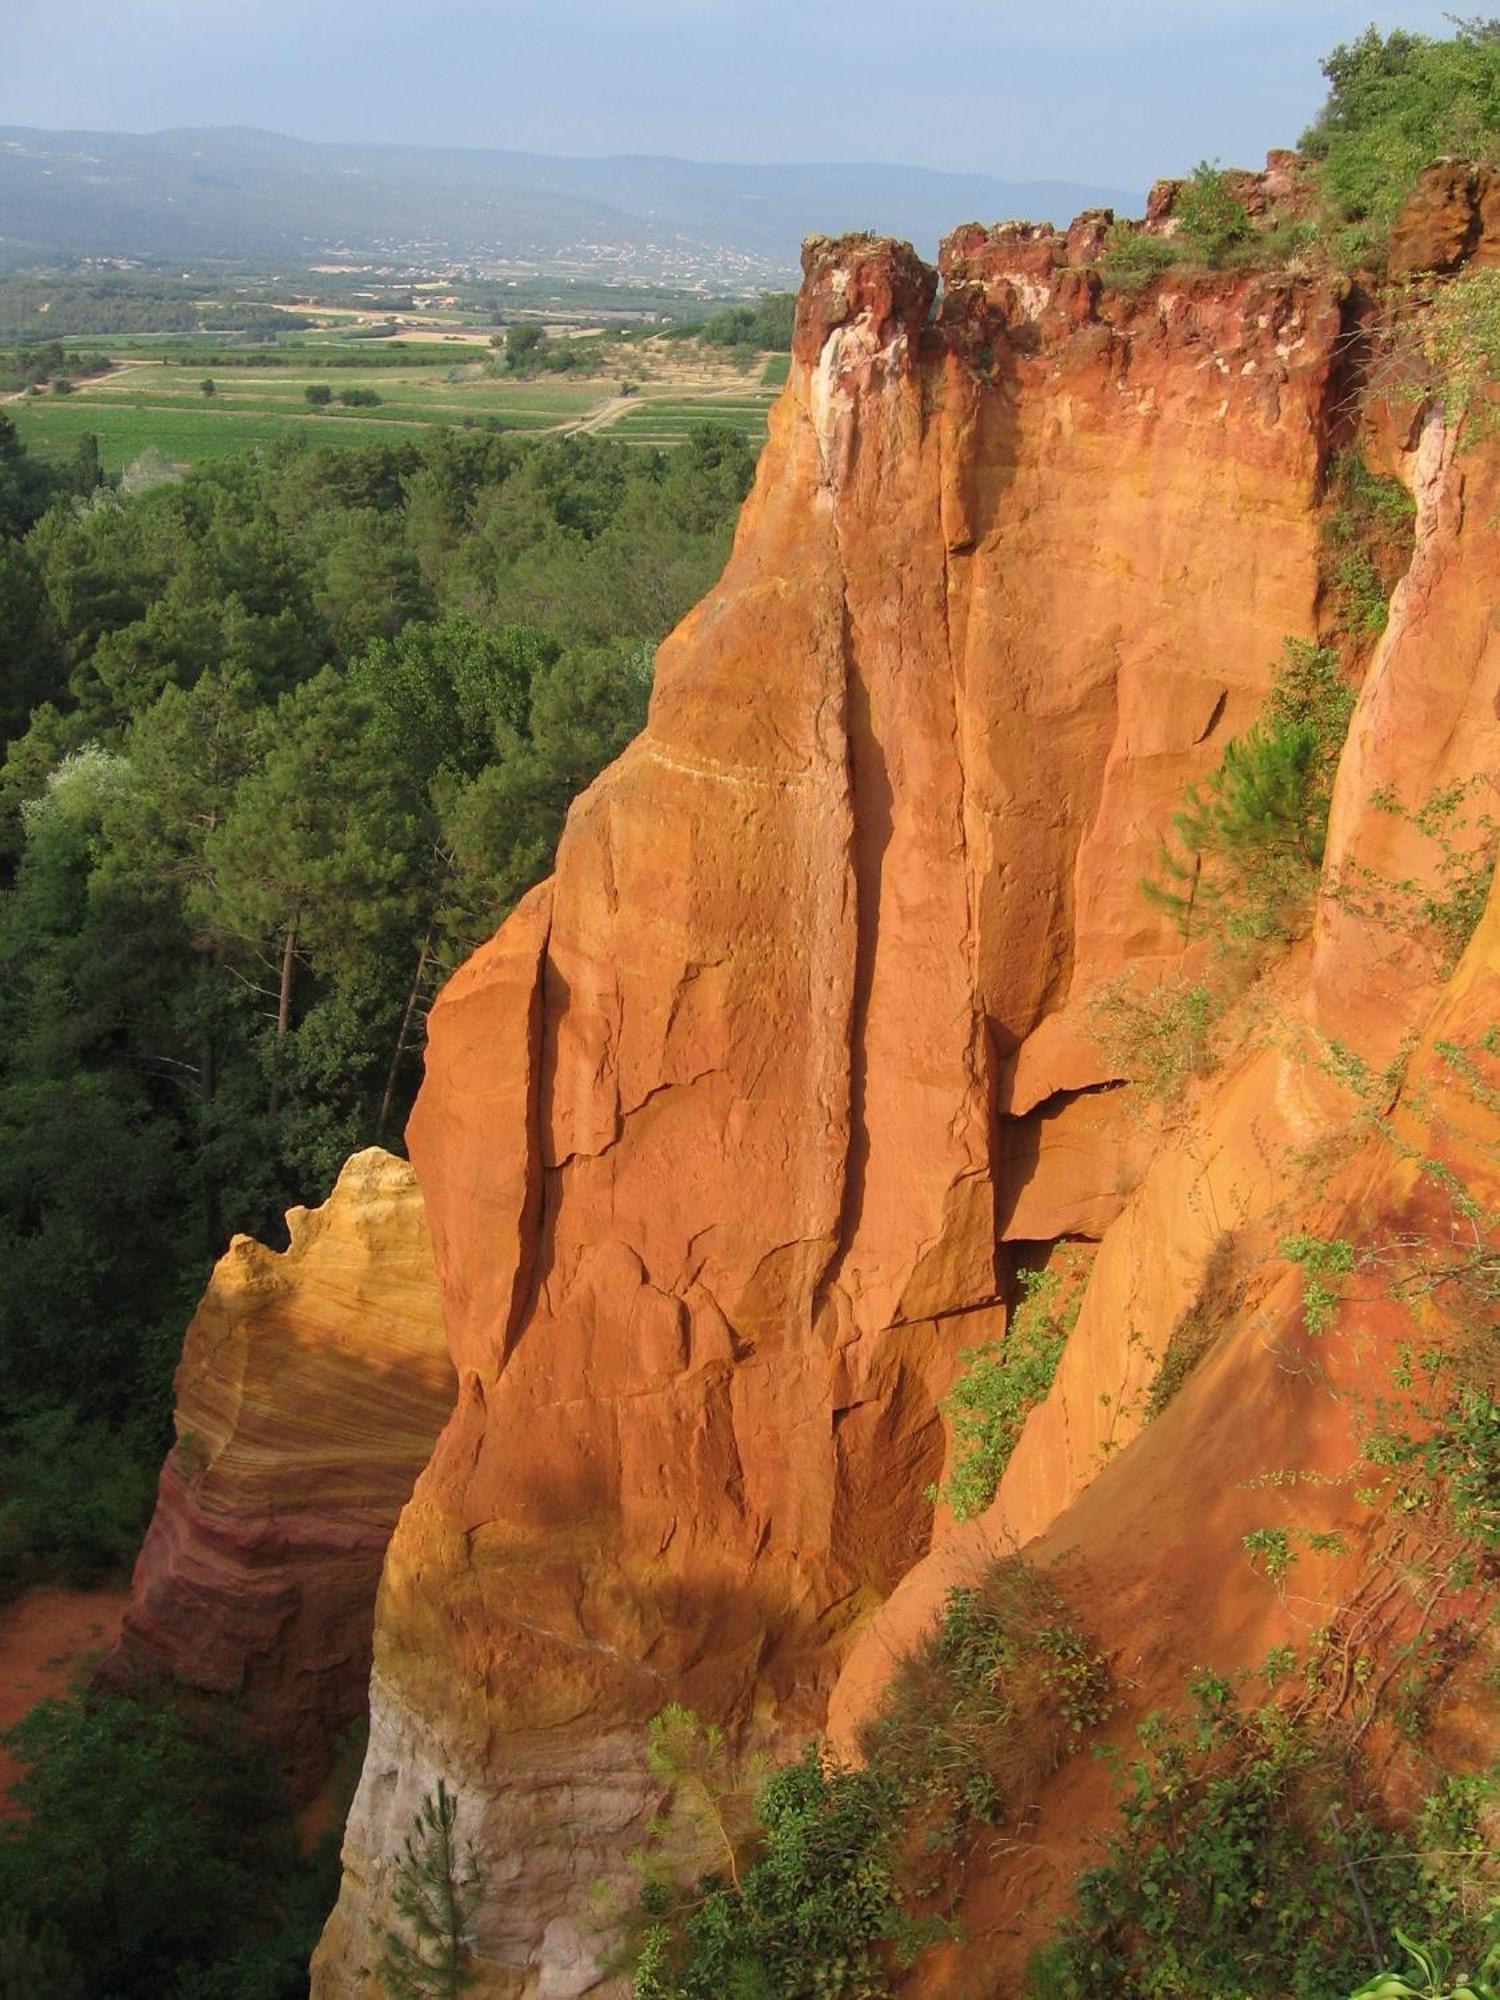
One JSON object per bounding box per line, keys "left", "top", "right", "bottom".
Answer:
{"left": 0, "top": 1586, "right": 125, "bottom": 1806}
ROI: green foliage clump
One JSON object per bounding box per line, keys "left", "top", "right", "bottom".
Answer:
{"left": 1028, "top": 1676, "right": 1496, "bottom": 2000}
{"left": 380, "top": 1780, "right": 481, "bottom": 1999}
{"left": 1087, "top": 976, "right": 1222, "bottom": 1103}
{"left": 1240, "top": 1524, "right": 1296, "bottom": 1583}
{"left": 1096, "top": 166, "right": 1286, "bottom": 286}
{"left": 631, "top": 1745, "right": 914, "bottom": 2000}
{"left": 932, "top": 1250, "right": 1088, "bottom": 1522}
{"left": 1334, "top": 779, "right": 1498, "bottom": 976}
{"left": 1321, "top": 452, "right": 1417, "bottom": 639}
{"left": 1416, "top": 271, "right": 1500, "bottom": 434}
{"left": 863, "top": 1561, "right": 1114, "bottom": 1829}
{"left": 1281, "top": 1022, "right": 1497, "bottom": 1584}
{"left": 1361, "top": 1358, "right": 1499, "bottom": 1561}
{"left": 0, "top": 1688, "right": 339, "bottom": 1999}
{"left": 1283, "top": 1230, "right": 1359, "bottom": 1334}
{"left": 628, "top": 1563, "right": 1111, "bottom": 2000}
{"left": 503, "top": 322, "right": 546, "bottom": 371}
{"left": 0, "top": 1403, "right": 159, "bottom": 1591}
{"left": 1147, "top": 638, "right": 1354, "bottom": 945}
{"left": 1097, "top": 224, "right": 1181, "bottom": 289}
{"left": 694, "top": 293, "right": 796, "bottom": 353}
{"left": 1301, "top": 20, "right": 1500, "bottom": 233}
{"left": 1175, "top": 163, "right": 1256, "bottom": 266}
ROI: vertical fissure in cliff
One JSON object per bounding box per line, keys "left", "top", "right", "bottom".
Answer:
{"left": 503, "top": 898, "right": 558, "bottom": 1359}
{"left": 818, "top": 575, "right": 891, "bottom": 1310}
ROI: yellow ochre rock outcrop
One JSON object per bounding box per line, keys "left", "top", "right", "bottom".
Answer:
{"left": 112, "top": 1149, "right": 454, "bottom": 1800}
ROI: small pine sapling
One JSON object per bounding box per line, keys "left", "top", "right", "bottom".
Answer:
{"left": 380, "top": 1779, "right": 482, "bottom": 1999}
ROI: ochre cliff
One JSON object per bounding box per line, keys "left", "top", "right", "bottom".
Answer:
{"left": 112, "top": 1148, "right": 454, "bottom": 1799}
{"left": 306, "top": 188, "right": 1497, "bottom": 1996}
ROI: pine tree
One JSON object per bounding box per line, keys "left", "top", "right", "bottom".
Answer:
{"left": 1145, "top": 641, "right": 1353, "bottom": 943}
{"left": 380, "top": 1780, "right": 482, "bottom": 2000}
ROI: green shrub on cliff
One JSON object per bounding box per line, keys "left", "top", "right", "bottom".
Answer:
{"left": 1321, "top": 452, "right": 1417, "bottom": 638}
{"left": 1379, "top": 268, "right": 1500, "bottom": 439}
{"left": 1026, "top": 1677, "right": 1496, "bottom": 2000}
{"left": 930, "top": 1249, "right": 1089, "bottom": 1522}
{"left": 1175, "top": 163, "right": 1256, "bottom": 265}
{"left": 626, "top": 1562, "right": 1111, "bottom": 1999}
{"left": 1145, "top": 639, "right": 1354, "bottom": 945}
{"left": 1302, "top": 19, "right": 1500, "bottom": 232}
{"left": 1032, "top": 1680, "right": 1496, "bottom": 1992}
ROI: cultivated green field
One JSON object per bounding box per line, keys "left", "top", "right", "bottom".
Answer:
{"left": 5, "top": 399, "right": 447, "bottom": 467}
{"left": 605, "top": 398, "right": 773, "bottom": 448}
{"left": 7, "top": 349, "right": 781, "bottom": 470}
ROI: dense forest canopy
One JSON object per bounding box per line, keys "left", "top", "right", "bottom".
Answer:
{"left": 0, "top": 408, "right": 755, "bottom": 1601}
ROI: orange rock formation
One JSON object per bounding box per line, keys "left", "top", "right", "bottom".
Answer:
{"left": 309, "top": 182, "right": 1496, "bottom": 1994}
{"left": 113, "top": 1148, "right": 454, "bottom": 1799}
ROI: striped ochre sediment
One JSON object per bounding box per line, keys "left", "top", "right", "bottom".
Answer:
{"left": 109, "top": 1147, "right": 456, "bottom": 1798}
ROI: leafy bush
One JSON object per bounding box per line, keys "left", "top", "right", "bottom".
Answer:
{"left": 1375, "top": 270, "right": 1500, "bottom": 439}
{"left": 1098, "top": 224, "right": 1182, "bottom": 289}
{"left": 930, "top": 1250, "right": 1088, "bottom": 1521}
{"left": 1087, "top": 975, "right": 1222, "bottom": 1102}
{"left": 862, "top": 1561, "right": 1113, "bottom": 1830}
{"left": 628, "top": 1563, "right": 1111, "bottom": 2000}
{"left": 1175, "top": 164, "right": 1256, "bottom": 266}
{"left": 1334, "top": 778, "right": 1498, "bottom": 975}
{"left": 1029, "top": 1676, "right": 1496, "bottom": 2000}
{"left": 1301, "top": 21, "right": 1500, "bottom": 233}
{"left": 631, "top": 1746, "right": 915, "bottom": 2000}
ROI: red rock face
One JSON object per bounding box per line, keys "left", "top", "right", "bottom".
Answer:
{"left": 111, "top": 1150, "right": 453, "bottom": 1801}
{"left": 312, "top": 227, "right": 1421, "bottom": 1996}
{"left": 1387, "top": 158, "right": 1500, "bottom": 277}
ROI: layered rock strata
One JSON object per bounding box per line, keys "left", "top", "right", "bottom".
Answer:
{"left": 113, "top": 1149, "right": 454, "bottom": 1799}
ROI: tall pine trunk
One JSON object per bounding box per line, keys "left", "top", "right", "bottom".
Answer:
{"left": 378, "top": 925, "right": 433, "bottom": 1143}
{"left": 268, "top": 917, "right": 299, "bottom": 1121}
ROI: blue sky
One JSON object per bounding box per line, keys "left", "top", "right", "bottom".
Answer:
{"left": 0, "top": 1, "right": 1468, "bottom": 187}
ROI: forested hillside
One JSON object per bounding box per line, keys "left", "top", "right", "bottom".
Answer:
{"left": 0, "top": 412, "right": 755, "bottom": 1596}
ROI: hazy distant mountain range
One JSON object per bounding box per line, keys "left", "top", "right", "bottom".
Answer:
{"left": 0, "top": 126, "right": 1143, "bottom": 281}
